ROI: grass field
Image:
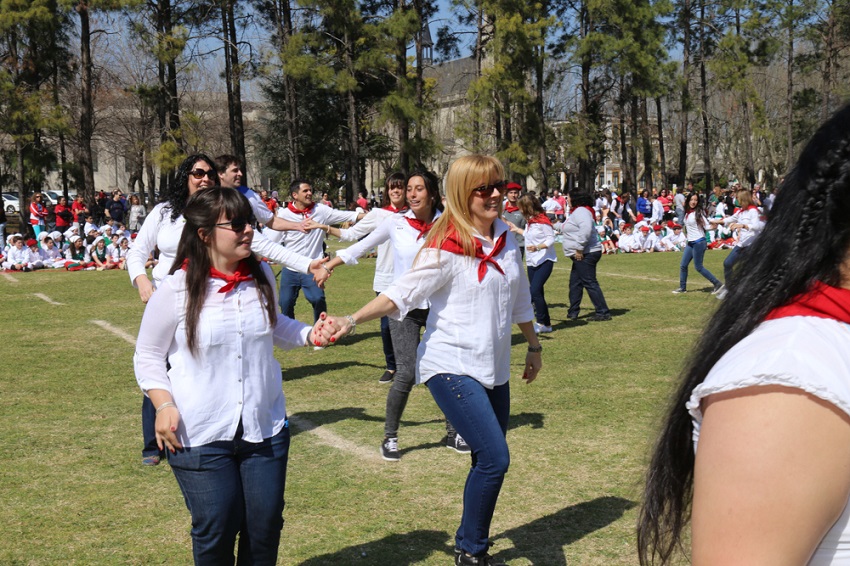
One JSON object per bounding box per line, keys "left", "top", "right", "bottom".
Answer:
{"left": 0, "top": 241, "right": 728, "bottom": 565}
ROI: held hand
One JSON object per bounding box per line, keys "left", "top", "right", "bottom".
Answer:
{"left": 527, "top": 244, "right": 537, "bottom": 252}
{"left": 522, "top": 351, "right": 542, "bottom": 383}
{"left": 574, "top": 250, "right": 584, "bottom": 261}
{"left": 309, "top": 258, "right": 332, "bottom": 288}
{"left": 155, "top": 407, "right": 182, "bottom": 453}
{"left": 303, "top": 218, "right": 325, "bottom": 232}
{"left": 310, "top": 313, "right": 346, "bottom": 347}
{"left": 137, "top": 277, "right": 154, "bottom": 303}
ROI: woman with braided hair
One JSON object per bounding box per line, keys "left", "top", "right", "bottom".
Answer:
{"left": 638, "top": 103, "right": 850, "bottom": 564}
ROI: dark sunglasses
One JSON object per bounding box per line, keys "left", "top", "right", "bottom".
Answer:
{"left": 214, "top": 216, "right": 255, "bottom": 232}
{"left": 471, "top": 181, "right": 507, "bottom": 196}
{"left": 190, "top": 168, "right": 216, "bottom": 180}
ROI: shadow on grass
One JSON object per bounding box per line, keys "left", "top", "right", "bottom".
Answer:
{"left": 296, "top": 529, "right": 452, "bottom": 565}
{"left": 509, "top": 412, "right": 544, "bottom": 430}
{"left": 334, "top": 330, "right": 382, "bottom": 346}
{"left": 494, "top": 496, "right": 636, "bottom": 565}
{"left": 282, "top": 361, "right": 383, "bottom": 382}
{"left": 289, "top": 407, "right": 446, "bottom": 439}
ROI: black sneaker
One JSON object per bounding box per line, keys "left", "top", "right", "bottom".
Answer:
{"left": 672, "top": 288, "right": 686, "bottom": 294}
{"left": 379, "top": 370, "right": 394, "bottom": 384}
{"left": 381, "top": 436, "right": 400, "bottom": 461}
{"left": 456, "top": 551, "right": 507, "bottom": 566}
{"left": 586, "top": 314, "right": 611, "bottom": 322}
{"left": 446, "top": 434, "right": 471, "bottom": 454}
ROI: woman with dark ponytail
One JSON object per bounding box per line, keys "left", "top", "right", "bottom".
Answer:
{"left": 638, "top": 103, "right": 850, "bottom": 564}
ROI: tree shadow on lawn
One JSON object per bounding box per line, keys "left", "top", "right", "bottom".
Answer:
{"left": 288, "top": 407, "right": 444, "bottom": 439}
{"left": 493, "top": 495, "right": 636, "bottom": 565}
{"left": 296, "top": 529, "right": 453, "bottom": 565}
{"left": 293, "top": 497, "right": 634, "bottom": 565}
{"left": 282, "top": 360, "right": 384, "bottom": 382}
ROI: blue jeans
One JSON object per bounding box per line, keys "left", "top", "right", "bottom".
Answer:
{"left": 426, "top": 374, "right": 510, "bottom": 557}
{"left": 141, "top": 396, "right": 160, "bottom": 457}
{"left": 568, "top": 251, "right": 610, "bottom": 318}
{"left": 0, "top": 222, "right": 6, "bottom": 250}
{"left": 680, "top": 238, "right": 720, "bottom": 290}
{"left": 723, "top": 245, "right": 743, "bottom": 283}
{"left": 527, "top": 261, "right": 553, "bottom": 326}
{"left": 167, "top": 422, "right": 290, "bottom": 566}
{"left": 377, "top": 292, "right": 396, "bottom": 372}
{"left": 279, "top": 268, "right": 326, "bottom": 322}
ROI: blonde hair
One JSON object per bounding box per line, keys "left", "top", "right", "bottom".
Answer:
{"left": 737, "top": 189, "right": 754, "bottom": 208}
{"left": 423, "top": 155, "right": 505, "bottom": 257}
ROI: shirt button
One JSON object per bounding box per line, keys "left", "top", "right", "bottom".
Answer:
{"left": 238, "top": 401, "right": 242, "bottom": 404}
{"left": 237, "top": 355, "right": 242, "bottom": 359}
{"left": 238, "top": 379, "right": 242, "bottom": 382}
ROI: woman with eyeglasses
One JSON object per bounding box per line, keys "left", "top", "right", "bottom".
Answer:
{"left": 321, "top": 170, "right": 468, "bottom": 459}
{"left": 319, "top": 155, "right": 542, "bottom": 566}
{"left": 134, "top": 188, "right": 328, "bottom": 564}
{"left": 127, "top": 154, "right": 323, "bottom": 466}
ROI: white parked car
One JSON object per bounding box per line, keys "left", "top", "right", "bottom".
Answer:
{"left": 3, "top": 193, "right": 20, "bottom": 214}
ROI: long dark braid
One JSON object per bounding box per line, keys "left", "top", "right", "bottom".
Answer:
{"left": 638, "top": 102, "right": 850, "bottom": 565}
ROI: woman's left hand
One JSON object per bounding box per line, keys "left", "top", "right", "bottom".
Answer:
{"left": 523, "top": 351, "right": 541, "bottom": 383}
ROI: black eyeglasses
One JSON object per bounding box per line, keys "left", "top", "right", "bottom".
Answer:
{"left": 214, "top": 217, "right": 255, "bottom": 232}
{"left": 190, "top": 168, "right": 216, "bottom": 180}
{"left": 471, "top": 181, "right": 507, "bottom": 196}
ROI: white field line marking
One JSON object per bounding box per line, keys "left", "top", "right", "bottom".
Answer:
{"left": 91, "top": 319, "right": 137, "bottom": 346}
{"left": 552, "top": 265, "right": 679, "bottom": 284}
{"left": 33, "top": 293, "right": 64, "bottom": 305}
{"left": 1, "top": 272, "right": 18, "bottom": 283}
{"left": 89, "top": 319, "right": 377, "bottom": 462}
{"left": 288, "top": 414, "right": 381, "bottom": 462}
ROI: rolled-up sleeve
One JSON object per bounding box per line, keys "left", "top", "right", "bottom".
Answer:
{"left": 126, "top": 208, "right": 161, "bottom": 286}
{"left": 382, "top": 248, "right": 452, "bottom": 320}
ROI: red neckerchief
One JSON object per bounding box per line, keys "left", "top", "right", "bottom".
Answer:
{"left": 527, "top": 213, "right": 552, "bottom": 226}
{"left": 182, "top": 259, "right": 254, "bottom": 293}
{"left": 570, "top": 205, "right": 595, "bottom": 217}
{"left": 430, "top": 227, "right": 506, "bottom": 283}
{"left": 405, "top": 217, "right": 436, "bottom": 240}
{"left": 504, "top": 203, "right": 520, "bottom": 213}
{"left": 765, "top": 281, "right": 850, "bottom": 323}
{"left": 747, "top": 205, "right": 759, "bottom": 211}
{"left": 383, "top": 205, "right": 408, "bottom": 213}
{"left": 287, "top": 201, "right": 315, "bottom": 216}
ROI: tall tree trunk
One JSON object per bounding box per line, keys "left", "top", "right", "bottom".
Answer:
{"left": 640, "top": 97, "right": 653, "bottom": 193}
{"left": 343, "top": 31, "right": 362, "bottom": 198}
{"left": 77, "top": 2, "right": 96, "bottom": 201}
{"left": 699, "top": 0, "right": 712, "bottom": 192}
{"left": 735, "top": 9, "right": 756, "bottom": 185}
{"left": 535, "top": 41, "right": 548, "bottom": 193}
{"left": 52, "top": 55, "right": 70, "bottom": 200}
{"left": 224, "top": 0, "right": 246, "bottom": 175}
{"left": 278, "top": 0, "right": 300, "bottom": 178}
{"left": 396, "top": 0, "right": 410, "bottom": 173}
{"left": 655, "top": 96, "right": 668, "bottom": 189}
{"left": 785, "top": 0, "right": 794, "bottom": 169}
{"left": 472, "top": 2, "right": 484, "bottom": 151}
{"left": 821, "top": 1, "right": 835, "bottom": 122}
{"left": 678, "top": 0, "right": 691, "bottom": 186}
{"left": 629, "top": 93, "right": 639, "bottom": 192}
{"left": 412, "top": 0, "right": 425, "bottom": 168}
{"left": 618, "top": 76, "right": 628, "bottom": 191}
{"left": 577, "top": 0, "right": 595, "bottom": 191}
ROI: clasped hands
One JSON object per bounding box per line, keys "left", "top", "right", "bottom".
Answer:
{"left": 309, "top": 313, "right": 354, "bottom": 348}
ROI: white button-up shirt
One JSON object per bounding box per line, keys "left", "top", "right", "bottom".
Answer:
{"left": 337, "top": 207, "right": 397, "bottom": 292}
{"left": 275, "top": 203, "right": 360, "bottom": 269}
{"left": 382, "top": 219, "right": 534, "bottom": 388}
{"left": 133, "top": 264, "right": 311, "bottom": 446}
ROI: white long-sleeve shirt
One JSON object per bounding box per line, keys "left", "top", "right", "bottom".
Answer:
{"left": 336, "top": 209, "right": 441, "bottom": 310}
{"left": 127, "top": 201, "right": 313, "bottom": 288}
{"left": 337, "top": 207, "right": 397, "bottom": 292}
{"left": 722, "top": 206, "right": 764, "bottom": 248}
{"left": 133, "top": 263, "right": 311, "bottom": 447}
{"left": 275, "top": 203, "right": 360, "bottom": 270}
{"left": 382, "top": 219, "right": 534, "bottom": 388}
{"left": 683, "top": 211, "right": 711, "bottom": 242}
{"left": 524, "top": 221, "right": 557, "bottom": 267}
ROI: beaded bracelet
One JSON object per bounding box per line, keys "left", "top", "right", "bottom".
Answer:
{"left": 156, "top": 401, "right": 177, "bottom": 415}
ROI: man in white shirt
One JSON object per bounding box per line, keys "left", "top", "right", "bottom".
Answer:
{"left": 277, "top": 179, "right": 363, "bottom": 321}
{"left": 542, "top": 193, "right": 560, "bottom": 221}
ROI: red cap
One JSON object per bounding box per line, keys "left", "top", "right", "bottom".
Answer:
{"left": 622, "top": 223, "right": 632, "bottom": 229}
{"left": 653, "top": 225, "right": 662, "bottom": 231}
{"left": 673, "top": 224, "right": 682, "bottom": 229}
{"left": 666, "top": 221, "right": 675, "bottom": 228}
{"left": 640, "top": 226, "right": 651, "bottom": 232}
{"left": 26, "top": 239, "right": 37, "bottom": 246}
{"left": 505, "top": 182, "right": 522, "bottom": 191}
{"left": 131, "top": 233, "right": 138, "bottom": 239}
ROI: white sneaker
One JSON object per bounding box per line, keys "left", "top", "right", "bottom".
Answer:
{"left": 715, "top": 286, "right": 728, "bottom": 300}
{"left": 535, "top": 323, "right": 553, "bottom": 333}
{"left": 313, "top": 346, "right": 325, "bottom": 351}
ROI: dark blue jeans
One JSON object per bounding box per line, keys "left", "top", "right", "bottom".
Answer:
{"left": 279, "top": 268, "right": 326, "bottom": 323}
{"left": 377, "top": 292, "right": 396, "bottom": 371}
{"left": 723, "top": 245, "right": 743, "bottom": 284}
{"left": 527, "top": 261, "right": 554, "bottom": 326}
{"left": 142, "top": 396, "right": 159, "bottom": 457}
{"left": 568, "top": 251, "right": 610, "bottom": 318}
{"left": 426, "top": 374, "right": 510, "bottom": 557}
{"left": 680, "top": 238, "right": 720, "bottom": 290}
{"left": 167, "top": 422, "right": 290, "bottom": 566}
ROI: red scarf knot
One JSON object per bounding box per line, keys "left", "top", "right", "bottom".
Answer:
{"left": 405, "top": 217, "right": 436, "bottom": 240}
{"left": 527, "top": 213, "right": 552, "bottom": 226}
{"left": 765, "top": 281, "right": 850, "bottom": 324}
{"left": 287, "top": 202, "right": 315, "bottom": 216}
{"left": 504, "top": 203, "right": 520, "bottom": 213}
{"left": 182, "top": 259, "right": 254, "bottom": 293}
{"left": 383, "top": 205, "right": 408, "bottom": 213}
{"left": 570, "top": 205, "right": 595, "bottom": 217}
{"left": 432, "top": 227, "right": 506, "bottom": 283}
